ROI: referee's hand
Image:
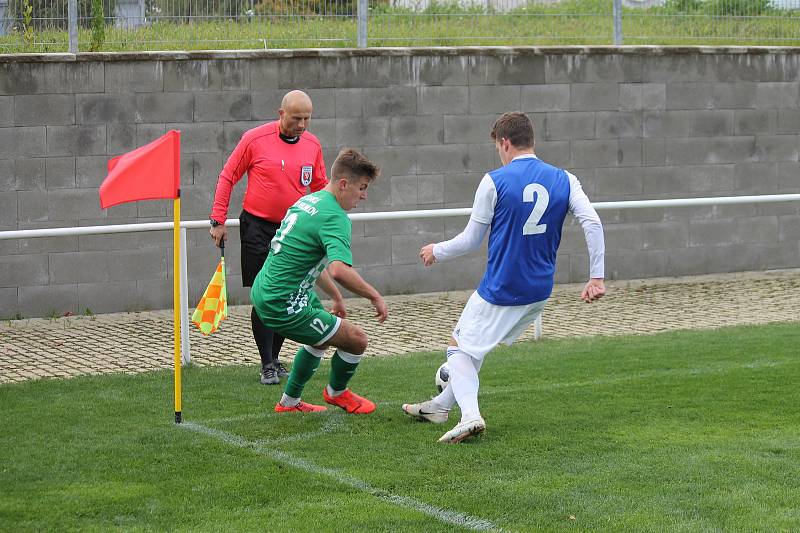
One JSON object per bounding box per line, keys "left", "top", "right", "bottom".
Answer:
{"left": 210, "top": 225, "right": 227, "bottom": 248}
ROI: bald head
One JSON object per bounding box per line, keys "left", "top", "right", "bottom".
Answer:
{"left": 278, "top": 90, "right": 313, "bottom": 138}
{"left": 281, "top": 90, "right": 312, "bottom": 111}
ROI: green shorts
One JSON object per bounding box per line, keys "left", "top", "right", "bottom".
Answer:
{"left": 252, "top": 291, "right": 341, "bottom": 347}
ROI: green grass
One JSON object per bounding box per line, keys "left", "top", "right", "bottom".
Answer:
{"left": 2, "top": 322, "right": 799, "bottom": 531}
{"left": 2, "top": 0, "right": 800, "bottom": 53}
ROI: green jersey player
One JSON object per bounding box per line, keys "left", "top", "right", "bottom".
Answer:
{"left": 251, "top": 148, "right": 388, "bottom": 414}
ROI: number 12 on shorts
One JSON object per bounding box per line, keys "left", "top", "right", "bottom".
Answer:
{"left": 310, "top": 317, "right": 328, "bottom": 335}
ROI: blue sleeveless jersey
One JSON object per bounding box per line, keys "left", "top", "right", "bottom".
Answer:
{"left": 477, "top": 158, "right": 571, "bottom": 306}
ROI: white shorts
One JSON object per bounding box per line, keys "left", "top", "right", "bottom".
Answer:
{"left": 452, "top": 291, "right": 546, "bottom": 360}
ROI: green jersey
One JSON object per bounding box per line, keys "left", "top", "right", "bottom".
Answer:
{"left": 251, "top": 190, "right": 352, "bottom": 319}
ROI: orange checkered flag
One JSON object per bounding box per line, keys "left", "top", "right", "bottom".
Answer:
{"left": 192, "top": 248, "right": 228, "bottom": 335}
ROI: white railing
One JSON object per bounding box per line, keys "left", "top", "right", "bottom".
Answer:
{"left": 2, "top": 193, "right": 800, "bottom": 363}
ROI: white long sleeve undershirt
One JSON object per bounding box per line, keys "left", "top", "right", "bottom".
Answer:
{"left": 433, "top": 218, "right": 490, "bottom": 262}
{"left": 565, "top": 171, "right": 605, "bottom": 279}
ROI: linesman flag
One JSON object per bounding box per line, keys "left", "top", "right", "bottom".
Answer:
{"left": 192, "top": 251, "right": 228, "bottom": 335}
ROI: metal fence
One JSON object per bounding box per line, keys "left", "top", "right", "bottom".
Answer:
{"left": 1, "top": 0, "right": 799, "bottom": 52}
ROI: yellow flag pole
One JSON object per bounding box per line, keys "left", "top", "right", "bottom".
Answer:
{"left": 173, "top": 129, "right": 182, "bottom": 424}
{"left": 173, "top": 193, "right": 182, "bottom": 423}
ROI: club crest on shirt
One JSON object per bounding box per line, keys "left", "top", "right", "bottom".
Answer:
{"left": 300, "top": 165, "right": 313, "bottom": 186}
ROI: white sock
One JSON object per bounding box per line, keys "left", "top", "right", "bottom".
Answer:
{"left": 280, "top": 393, "right": 300, "bottom": 407}
{"left": 432, "top": 384, "right": 455, "bottom": 410}
{"left": 431, "top": 347, "right": 458, "bottom": 409}
{"left": 448, "top": 349, "right": 482, "bottom": 422}
{"left": 431, "top": 346, "right": 459, "bottom": 409}
{"left": 325, "top": 384, "right": 345, "bottom": 397}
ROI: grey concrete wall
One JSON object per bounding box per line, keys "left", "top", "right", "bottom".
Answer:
{"left": 1, "top": 47, "right": 799, "bottom": 318}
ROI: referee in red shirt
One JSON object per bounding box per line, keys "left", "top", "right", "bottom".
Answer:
{"left": 209, "top": 90, "right": 328, "bottom": 385}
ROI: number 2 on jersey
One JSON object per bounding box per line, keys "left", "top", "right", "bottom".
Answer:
{"left": 522, "top": 183, "right": 549, "bottom": 235}
{"left": 270, "top": 212, "right": 299, "bottom": 254}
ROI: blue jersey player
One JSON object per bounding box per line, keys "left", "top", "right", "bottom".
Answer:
{"left": 403, "top": 112, "right": 606, "bottom": 443}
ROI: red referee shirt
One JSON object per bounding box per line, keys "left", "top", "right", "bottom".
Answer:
{"left": 210, "top": 121, "right": 328, "bottom": 224}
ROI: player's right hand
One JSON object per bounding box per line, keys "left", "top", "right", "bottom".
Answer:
{"left": 210, "top": 225, "right": 227, "bottom": 248}
{"left": 330, "top": 298, "right": 347, "bottom": 319}
{"left": 371, "top": 295, "right": 388, "bottom": 324}
{"left": 419, "top": 244, "right": 437, "bottom": 267}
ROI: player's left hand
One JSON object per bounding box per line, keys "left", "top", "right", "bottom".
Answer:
{"left": 420, "top": 244, "right": 437, "bottom": 267}
{"left": 581, "top": 278, "right": 606, "bottom": 303}
{"left": 371, "top": 295, "right": 389, "bottom": 324}
{"left": 330, "top": 298, "right": 347, "bottom": 318}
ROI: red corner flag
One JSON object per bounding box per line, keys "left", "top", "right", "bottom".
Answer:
{"left": 99, "top": 130, "right": 180, "bottom": 209}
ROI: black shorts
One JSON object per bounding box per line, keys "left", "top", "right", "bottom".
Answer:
{"left": 239, "top": 209, "right": 280, "bottom": 288}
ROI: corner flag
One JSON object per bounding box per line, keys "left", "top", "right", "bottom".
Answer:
{"left": 99, "top": 130, "right": 180, "bottom": 208}
{"left": 99, "top": 130, "right": 184, "bottom": 424}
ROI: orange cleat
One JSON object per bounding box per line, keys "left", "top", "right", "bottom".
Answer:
{"left": 322, "top": 388, "right": 376, "bottom": 414}
{"left": 274, "top": 401, "right": 327, "bottom": 413}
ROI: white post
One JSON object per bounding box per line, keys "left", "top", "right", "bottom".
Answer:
{"left": 613, "top": 0, "right": 622, "bottom": 45}
{"left": 180, "top": 227, "right": 191, "bottom": 365}
{"left": 0, "top": 0, "right": 9, "bottom": 36}
{"left": 68, "top": 0, "right": 78, "bottom": 52}
{"left": 357, "top": 0, "right": 367, "bottom": 47}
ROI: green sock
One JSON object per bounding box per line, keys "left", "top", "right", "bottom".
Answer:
{"left": 284, "top": 347, "right": 322, "bottom": 399}
{"left": 328, "top": 351, "right": 360, "bottom": 392}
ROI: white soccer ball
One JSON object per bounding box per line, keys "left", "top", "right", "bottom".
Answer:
{"left": 435, "top": 362, "right": 450, "bottom": 393}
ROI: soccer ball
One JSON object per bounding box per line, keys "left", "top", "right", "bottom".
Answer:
{"left": 435, "top": 362, "right": 450, "bottom": 393}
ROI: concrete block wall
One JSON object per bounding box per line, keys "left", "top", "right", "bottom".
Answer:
{"left": 1, "top": 47, "right": 799, "bottom": 318}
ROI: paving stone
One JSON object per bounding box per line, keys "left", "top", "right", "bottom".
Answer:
{"left": 0, "top": 270, "right": 798, "bottom": 384}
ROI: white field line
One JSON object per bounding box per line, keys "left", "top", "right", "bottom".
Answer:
{"left": 203, "top": 357, "right": 792, "bottom": 424}
{"left": 179, "top": 421, "right": 502, "bottom": 532}
{"left": 251, "top": 414, "right": 344, "bottom": 446}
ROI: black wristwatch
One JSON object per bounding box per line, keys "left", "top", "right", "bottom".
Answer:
{"left": 209, "top": 218, "right": 222, "bottom": 227}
